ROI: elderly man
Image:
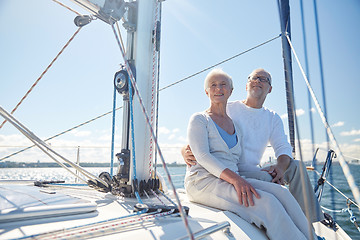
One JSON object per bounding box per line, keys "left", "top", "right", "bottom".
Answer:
{"left": 182, "top": 68, "right": 323, "bottom": 223}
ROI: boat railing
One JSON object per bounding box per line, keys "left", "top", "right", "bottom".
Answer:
{"left": 178, "top": 221, "right": 232, "bottom": 240}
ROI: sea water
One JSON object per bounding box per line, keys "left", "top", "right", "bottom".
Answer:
{"left": 1, "top": 164, "right": 359, "bottom": 239}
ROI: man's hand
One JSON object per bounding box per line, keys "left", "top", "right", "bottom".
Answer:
{"left": 261, "top": 165, "right": 285, "bottom": 184}
{"left": 181, "top": 145, "right": 197, "bottom": 167}
{"left": 261, "top": 154, "right": 291, "bottom": 185}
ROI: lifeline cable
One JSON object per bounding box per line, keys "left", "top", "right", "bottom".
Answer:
{"left": 314, "top": 169, "right": 360, "bottom": 232}
{"left": 0, "top": 27, "right": 82, "bottom": 130}
{"left": 313, "top": 170, "right": 359, "bottom": 209}
{"left": 286, "top": 34, "right": 360, "bottom": 211}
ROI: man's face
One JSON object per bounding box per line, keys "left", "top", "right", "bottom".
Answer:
{"left": 246, "top": 70, "right": 272, "bottom": 99}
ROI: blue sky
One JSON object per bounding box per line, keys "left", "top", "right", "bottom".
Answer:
{"left": 0, "top": 0, "right": 359, "bottom": 164}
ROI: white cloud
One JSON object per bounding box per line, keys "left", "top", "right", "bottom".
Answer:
{"left": 157, "top": 143, "right": 185, "bottom": 164}
{"left": 354, "top": 138, "right": 360, "bottom": 142}
{"left": 296, "top": 109, "right": 305, "bottom": 117}
{"left": 168, "top": 134, "right": 176, "bottom": 140}
{"left": 158, "top": 127, "right": 170, "bottom": 135}
{"left": 290, "top": 139, "right": 360, "bottom": 164}
{"left": 71, "top": 130, "right": 92, "bottom": 137}
{"left": 172, "top": 128, "right": 180, "bottom": 133}
{"left": 340, "top": 129, "right": 360, "bottom": 136}
{"left": 177, "top": 136, "right": 187, "bottom": 143}
{"left": 331, "top": 121, "right": 344, "bottom": 128}
{"left": 280, "top": 113, "right": 288, "bottom": 119}
{"left": 310, "top": 108, "right": 316, "bottom": 113}
{"left": 280, "top": 108, "right": 305, "bottom": 119}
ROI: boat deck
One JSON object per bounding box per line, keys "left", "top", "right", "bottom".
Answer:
{"left": 0, "top": 182, "right": 351, "bottom": 240}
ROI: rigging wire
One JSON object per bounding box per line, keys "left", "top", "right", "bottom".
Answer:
{"left": 286, "top": 34, "right": 360, "bottom": 211}
{"left": 1, "top": 35, "right": 281, "bottom": 162}
{"left": 311, "top": 0, "right": 337, "bottom": 221}
{"left": 159, "top": 34, "right": 281, "bottom": 92}
{"left": 299, "top": 0, "right": 316, "bottom": 165}
{"left": 312, "top": 0, "right": 329, "bottom": 148}
{"left": 0, "top": 27, "right": 82, "bottom": 130}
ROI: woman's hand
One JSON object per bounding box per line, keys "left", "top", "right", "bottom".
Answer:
{"left": 181, "top": 145, "right": 197, "bottom": 167}
{"left": 220, "top": 168, "right": 260, "bottom": 207}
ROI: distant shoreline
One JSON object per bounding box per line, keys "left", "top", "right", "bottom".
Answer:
{"left": 0, "top": 161, "right": 186, "bottom": 168}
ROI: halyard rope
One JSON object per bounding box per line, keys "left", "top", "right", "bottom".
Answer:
{"left": 51, "top": 0, "right": 81, "bottom": 16}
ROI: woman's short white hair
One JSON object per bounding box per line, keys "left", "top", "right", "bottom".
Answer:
{"left": 204, "top": 68, "right": 233, "bottom": 90}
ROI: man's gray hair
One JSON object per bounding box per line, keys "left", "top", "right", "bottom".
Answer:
{"left": 248, "top": 68, "right": 272, "bottom": 85}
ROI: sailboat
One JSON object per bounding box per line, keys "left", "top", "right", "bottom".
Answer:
{"left": 0, "top": 0, "right": 358, "bottom": 239}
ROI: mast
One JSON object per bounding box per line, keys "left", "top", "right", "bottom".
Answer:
{"left": 278, "top": 0, "right": 296, "bottom": 156}
{"left": 69, "top": 0, "right": 160, "bottom": 195}
{"left": 130, "top": 0, "right": 158, "bottom": 183}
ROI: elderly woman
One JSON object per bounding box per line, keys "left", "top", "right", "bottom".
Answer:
{"left": 184, "top": 68, "right": 316, "bottom": 240}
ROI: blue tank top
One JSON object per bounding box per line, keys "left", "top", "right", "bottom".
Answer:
{"left": 213, "top": 121, "right": 238, "bottom": 149}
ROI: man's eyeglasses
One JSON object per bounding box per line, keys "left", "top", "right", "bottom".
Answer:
{"left": 248, "top": 76, "right": 271, "bottom": 85}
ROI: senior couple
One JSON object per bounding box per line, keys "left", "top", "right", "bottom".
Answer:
{"left": 182, "top": 68, "right": 324, "bottom": 239}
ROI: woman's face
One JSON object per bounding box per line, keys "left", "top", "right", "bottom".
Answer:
{"left": 205, "top": 75, "right": 233, "bottom": 104}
